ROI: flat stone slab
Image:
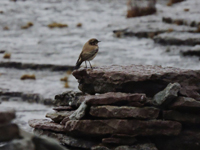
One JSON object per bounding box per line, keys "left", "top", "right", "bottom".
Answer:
{"left": 85, "top": 92, "right": 147, "bottom": 107}
{"left": 163, "top": 110, "right": 200, "bottom": 124}
{"left": 169, "top": 97, "right": 200, "bottom": 112}
{"left": 28, "top": 119, "right": 65, "bottom": 132}
{"left": 90, "top": 106, "right": 159, "bottom": 119}
{"left": 72, "top": 65, "right": 200, "bottom": 100}
{"left": 102, "top": 137, "right": 136, "bottom": 145}
{"left": 0, "top": 107, "right": 15, "bottom": 124}
{"left": 35, "top": 129, "right": 98, "bottom": 149}
{"left": 65, "top": 119, "right": 181, "bottom": 137}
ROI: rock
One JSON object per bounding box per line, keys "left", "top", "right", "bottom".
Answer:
{"left": 72, "top": 65, "right": 200, "bottom": 100}
{"left": 69, "top": 101, "right": 88, "bottom": 120}
{"left": 54, "top": 91, "right": 84, "bottom": 107}
{"left": 46, "top": 111, "right": 75, "bottom": 123}
{"left": 34, "top": 129, "right": 98, "bottom": 149}
{"left": 181, "top": 49, "right": 200, "bottom": 57}
{"left": 60, "top": 117, "right": 70, "bottom": 125}
{"left": 181, "top": 45, "right": 200, "bottom": 57}
{"left": 85, "top": 92, "right": 147, "bottom": 107}
{"left": 91, "top": 146, "right": 111, "bottom": 150}
{"left": 114, "top": 143, "right": 158, "bottom": 150}
{"left": 152, "top": 83, "right": 181, "bottom": 106}
{"left": 32, "top": 135, "right": 69, "bottom": 150}
{"left": 154, "top": 129, "right": 200, "bottom": 150}
{"left": 53, "top": 106, "right": 74, "bottom": 111}
{"left": 90, "top": 106, "right": 159, "bottom": 119}
{"left": 169, "top": 96, "right": 200, "bottom": 112}
{"left": 0, "top": 123, "right": 20, "bottom": 142}
{"left": 28, "top": 119, "right": 65, "bottom": 132}
{"left": 0, "top": 107, "right": 15, "bottom": 123}
{"left": 102, "top": 137, "right": 136, "bottom": 145}
{"left": 154, "top": 32, "right": 200, "bottom": 46}
{"left": 65, "top": 119, "right": 181, "bottom": 137}
{"left": 0, "top": 138, "right": 35, "bottom": 150}
{"left": 163, "top": 110, "right": 200, "bottom": 124}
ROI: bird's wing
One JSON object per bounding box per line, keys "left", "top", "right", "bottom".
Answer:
{"left": 80, "top": 47, "right": 98, "bottom": 61}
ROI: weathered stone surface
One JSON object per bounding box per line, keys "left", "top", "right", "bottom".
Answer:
{"left": 153, "top": 83, "right": 180, "bottom": 106}
{"left": 28, "top": 119, "right": 65, "bottom": 132}
{"left": 114, "top": 143, "right": 158, "bottom": 150}
{"left": 65, "top": 119, "right": 181, "bottom": 137}
{"left": 102, "top": 137, "right": 136, "bottom": 145}
{"left": 72, "top": 65, "right": 200, "bottom": 100}
{"left": 163, "top": 110, "right": 200, "bottom": 124}
{"left": 60, "top": 117, "right": 70, "bottom": 125}
{"left": 85, "top": 92, "right": 147, "bottom": 107}
{"left": 69, "top": 101, "right": 88, "bottom": 120}
{"left": 35, "top": 129, "right": 98, "bottom": 149}
{"left": 0, "top": 107, "right": 15, "bottom": 123}
{"left": 90, "top": 106, "right": 159, "bottom": 119}
{"left": 54, "top": 91, "right": 85, "bottom": 107}
{"left": 169, "top": 96, "right": 200, "bottom": 112}
{"left": 53, "top": 106, "right": 74, "bottom": 111}
{"left": 0, "top": 123, "right": 20, "bottom": 142}
{"left": 154, "top": 129, "right": 200, "bottom": 150}
{"left": 46, "top": 111, "right": 75, "bottom": 123}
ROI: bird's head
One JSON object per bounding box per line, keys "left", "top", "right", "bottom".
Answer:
{"left": 88, "top": 38, "right": 101, "bottom": 46}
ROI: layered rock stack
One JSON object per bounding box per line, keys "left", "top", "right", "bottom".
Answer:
{"left": 29, "top": 65, "right": 200, "bottom": 150}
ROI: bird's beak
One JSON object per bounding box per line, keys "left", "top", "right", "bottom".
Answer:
{"left": 98, "top": 41, "right": 101, "bottom": 43}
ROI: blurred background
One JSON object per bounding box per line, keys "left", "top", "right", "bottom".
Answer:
{"left": 0, "top": 0, "right": 200, "bottom": 131}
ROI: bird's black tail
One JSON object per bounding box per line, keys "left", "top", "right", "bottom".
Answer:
{"left": 74, "top": 58, "right": 83, "bottom": 69}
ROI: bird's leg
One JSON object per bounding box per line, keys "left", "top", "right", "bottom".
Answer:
{"left": 88, "top": 61, "right": 93, "bottom": 69}
{"left": 85, "top": 61, "right": 87, "bottom": 68}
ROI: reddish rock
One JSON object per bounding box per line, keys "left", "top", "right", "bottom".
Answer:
{"left": 163, "top": 110, "right": 200, "bottom": 124}
{"left": 90, "top": 106, "right": 159, "bottom": 119}
{"left": 60, "top": 117, "right": 70, "bottom": 125}
{"left": 0, "top": 123, "right": 19, "bottom": 142}
{"left": 102, "top": 137, "right": 136, "bottom": 145}
{"left": 114, "top": 143, "right": 158, "bottom": 150}
{"left": 72, "top": 65, "right": 200, "bottom": 100}
{"left": 28, "top": 119, "right": 65, "bottom": 132}
{"left": 85, "top": 92, "right": 147, "bottom": 107}
{"left": 0, "top": 107, "right": 15, "bottom": 124}
{"left": 115, "top": 143, "right": 158, "bottom": 150}
{"left": 46, "top": 111, "right": 75, "bottom": 123}
{"left": 169, "top": 97, "right": 200, "bottom": 112}
{"left": 65, "top": 119, "right": 181, "bottom": 137}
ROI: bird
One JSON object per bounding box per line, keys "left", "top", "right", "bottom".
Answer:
{"left": 75, "top": 38, "right": 100, "bottom": 69}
